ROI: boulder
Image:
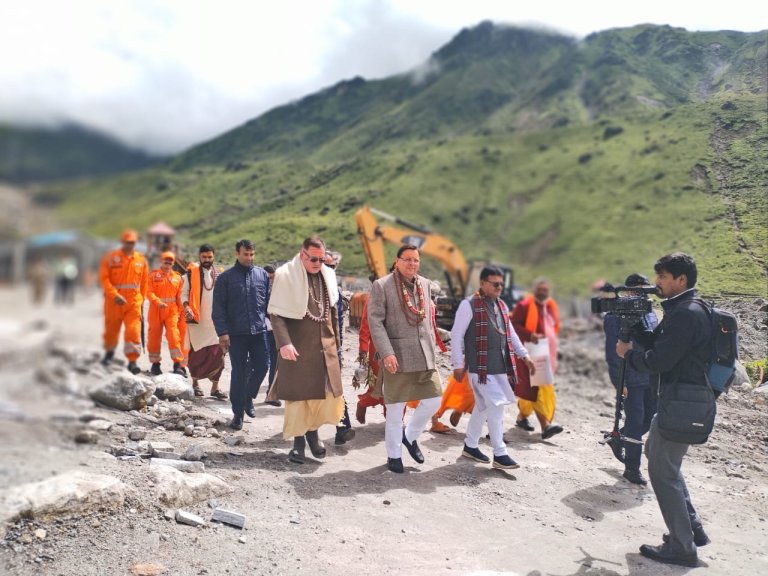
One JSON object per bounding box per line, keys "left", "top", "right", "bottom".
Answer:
{"left": 89, "top": 374, "right": 155, "bottom": 411}
{"left": 152, "top": 374, "right": 193, "bottom": 400}
{"left": 151, "top": 466, "right": 231, "bottom": 507}
{"left": 0, "top": 471, "right": 126, "bottom": 535}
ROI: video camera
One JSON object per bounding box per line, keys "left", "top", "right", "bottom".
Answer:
{"left": 592, "top": 284, "right": 658, "bottom": 342}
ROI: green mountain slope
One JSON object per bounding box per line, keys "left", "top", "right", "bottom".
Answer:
{"left": 48, "top": 23, "right": 768, "bottom": 297}
{"left": 0, "top": 123, "right": 160, "bottom": 184}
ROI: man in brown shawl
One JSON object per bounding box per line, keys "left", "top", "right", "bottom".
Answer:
{"left": 266, "top": 236, "right": 344, "bottom": 464}
{"left": 367, "top": 244, "right": 442, "bottom": 473}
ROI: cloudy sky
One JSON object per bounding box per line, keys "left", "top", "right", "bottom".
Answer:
{"left": 1, "top": 0, "right": 762, "bottom": 155}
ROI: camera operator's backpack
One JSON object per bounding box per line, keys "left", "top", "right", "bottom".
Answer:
{"left": 694, "top": 299, "right": 739, "bottom": 394}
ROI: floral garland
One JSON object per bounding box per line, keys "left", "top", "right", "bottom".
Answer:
{"left": 395, "top": 269, "right": 426, "bottom": 325}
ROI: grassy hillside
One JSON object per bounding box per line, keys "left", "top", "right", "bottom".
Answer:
{"left": 46, "top": 24, "right": 767, "bottom": 297}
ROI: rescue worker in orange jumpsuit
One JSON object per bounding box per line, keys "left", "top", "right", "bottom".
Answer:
{"left": 100, "top": 229, "right": 149, "bottom": 375}
{"left": 147, "top": 251, "right": 185, "bottom": 376}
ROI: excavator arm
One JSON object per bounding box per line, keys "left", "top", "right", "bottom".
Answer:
{"left": 355, "top": 206, "right": 468, "bottom": 298}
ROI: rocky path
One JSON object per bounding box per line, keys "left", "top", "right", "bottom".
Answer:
{"left": 1, "top": 286, "right": 767, "bottom": 576}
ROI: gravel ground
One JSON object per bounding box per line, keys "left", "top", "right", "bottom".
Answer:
{"left": 0, "top": 286, "right": 766, "bottom": 576}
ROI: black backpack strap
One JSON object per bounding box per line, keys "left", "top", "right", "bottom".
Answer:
{"left": 689, "top": 298, "right": 715, "bottom": 389}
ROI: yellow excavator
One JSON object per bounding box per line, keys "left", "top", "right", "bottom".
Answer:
{"left": 355, "top": 205, "right": 517, "bottom": 328}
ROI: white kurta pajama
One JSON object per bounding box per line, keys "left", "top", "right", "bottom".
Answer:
{"left": 451, "top": 297, "right": 529, "bottom": 457}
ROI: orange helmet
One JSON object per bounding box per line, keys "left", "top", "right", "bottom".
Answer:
{"left": 121, "top": 229, "right": 138, "bottom": 242}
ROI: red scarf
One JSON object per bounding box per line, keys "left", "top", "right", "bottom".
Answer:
{"left": 472, "top": 292, "right": 517, "bottom": 385}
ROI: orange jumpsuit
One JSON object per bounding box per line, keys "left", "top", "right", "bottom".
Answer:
{"left": 100, "top": 248, "right": 149, "bottom": 361}
{"left": 147, "top": 268, "right": 184, "bottom": 364}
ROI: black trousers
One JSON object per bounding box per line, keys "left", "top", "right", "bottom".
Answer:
{"left": 229, "top": 334, "right": 269, "bottom": 417}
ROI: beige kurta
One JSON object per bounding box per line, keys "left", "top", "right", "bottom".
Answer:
{"left": 183, "top": 267, "right": 218, "bottom": 351}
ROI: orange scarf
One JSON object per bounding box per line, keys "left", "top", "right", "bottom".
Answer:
{"left": 186, "top": 263, "right": 201, "bottom": 323}
{"left": 523, "top": 295, "right": 560, "bottom": 335}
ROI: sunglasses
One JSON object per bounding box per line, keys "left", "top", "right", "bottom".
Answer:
{"left": 325, "top": 263, "right": 337, "bottom": 269}
{"left": 303, "top": 250, "right": 326, "bottom": 263}
{"left": 484, "top": 281, "right": 504, "bottom": 288}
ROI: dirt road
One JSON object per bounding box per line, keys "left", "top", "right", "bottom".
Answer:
{"left": 1, "top": 285, "right": 766, "bottom": 576}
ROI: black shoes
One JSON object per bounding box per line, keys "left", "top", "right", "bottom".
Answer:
{"left": 305, "top": 430, "right": 326, "bottom": 458}
{"left": 127, "top": 361, "right": 141, "bottom": 375}
{"left": 150, "top": 363, "right": 162, "bottom": 376}
{"left": 402, "top": 431, "right": 424, "bottom": 463}
{"left": 289, "top": 436, "right": 306, "bottom": 464}
{"left": 623, "top": 469, "right": 648, "bottom": 486}
{"left": 229, "top": 414, "right": 243, "bottom": 431}
{"left": 244, "top": 401, "right": 257, "bottom": 418}
{"left": 639, "top": 543, "right": 698, "bottom": 567}
{"left": 387, "top": 457, "right": 404, "bottom": 473}
{"left": 172, "top": 362, "right": 186, "bottom": 376}
{"left": 663, "top": 527, "right": 711, "bottom": 547}
{"left": 264, "top": 399, "right": 282, "bottom": 407}
{"left": 542, "top": 424, "right": 564, "bottom": 440}
{"left": 515, "top": 418, "right": 535, "bottom": 432}
{"left": 461, "top": 444, "right": 490, "bottom": 463}
{"left": 492, "top": 454, "right": 520, "bottom": 469}
{"left": 334, "top": 427, "right": 356, "bottom": 445}
{"left": 101, "top": 351, "right": 114, "bottom": 366}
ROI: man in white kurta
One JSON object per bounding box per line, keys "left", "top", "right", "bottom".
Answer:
{"left": 451, "top": 266, "right": 535, "bottom": 469}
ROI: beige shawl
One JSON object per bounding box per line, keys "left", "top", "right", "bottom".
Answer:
{"left": 267, "top": 253, "right": 339, "bottom": 319}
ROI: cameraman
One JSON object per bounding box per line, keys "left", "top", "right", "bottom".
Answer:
{"left": 616, "top": 252, "right": 711, "bottom": 568}
{"left": 603, "top": 273, "right": 658, "bottom": 486}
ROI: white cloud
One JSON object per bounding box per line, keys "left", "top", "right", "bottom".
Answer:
{"left": 0, "top": 0, "right": 762, "bottom": 154}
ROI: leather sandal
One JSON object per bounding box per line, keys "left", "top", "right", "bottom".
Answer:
{"left": 210, "top": 389, "right": 228, "bottom": 400}
{"left": 193, "top": 384, "right": 205, "bottom": 397}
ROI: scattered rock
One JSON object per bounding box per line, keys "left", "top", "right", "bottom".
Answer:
{"left": 89, "top": 374, "right": 155, "bottom": 411}
{"left": 129, "top": 428, "right": 147, "bottom": 441}
{"left": 74, "top": 430, "right": 100, "bottom": 444}
{"left": 211, "top": 507, "right": 246, "bottom": 529}
{"left": 151, "top": 466, "right": 231, "bottom": 507}
{"left": 183, "top": 444, "right": 207, "bottom": 462}
{"left": 175, "top": 509, "right": 206, "bottom": 527}
{"left": 152, "top": 374, "right": 194, "bottom": 401}
{"left": 149, "top": 441, "right": 175, "bottom": 455}
{"left": 150, "top": 458, "right": 205, "bottom": 473}
{"left": 88, "top": 419, "right": 114, "bottom": 432}
{"left": 129, "top": 562, "right": 168, "bottom": 576}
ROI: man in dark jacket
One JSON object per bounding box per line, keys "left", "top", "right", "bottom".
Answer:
{"left": 617, "top": 252, "right": 711, "bottom": 568}
{"left": 603, "top": 273, "right": 658, "bottom": 485}
{"left": 212, "top": 239, "right": 271, "bottom": 430}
